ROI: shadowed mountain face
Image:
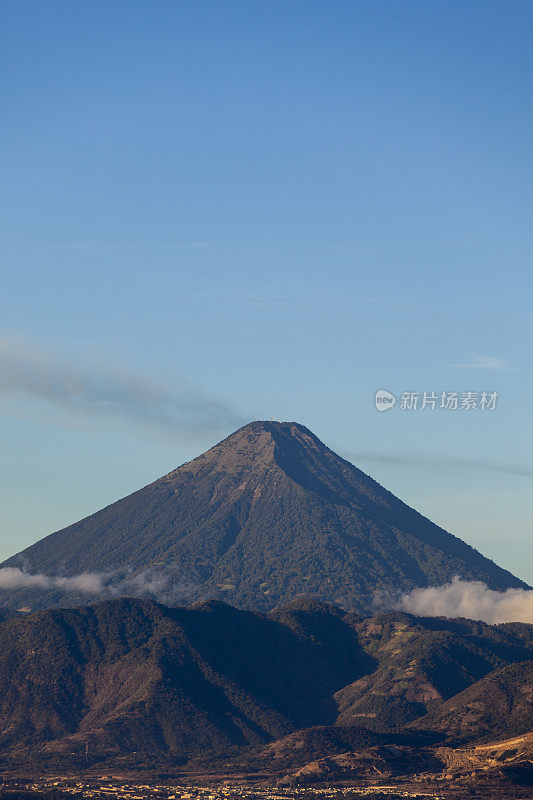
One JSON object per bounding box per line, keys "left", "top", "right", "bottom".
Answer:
{"left": 0, "top": 599, "right": 368, "bottom": 757}
{"left": 0, "top": 598, "right": 530, "bottom": 762}
{"left": 0, "top": 421, "right": 525, "bottom": 612}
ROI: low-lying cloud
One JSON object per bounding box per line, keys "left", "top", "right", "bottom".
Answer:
{"left": 0, "top": 336, "right": 245, "bottom": 439}
{"left": 397, "top": 578, "right": 533, "bottom": 624}
{"left": 0, "top": 567, "right": 104, "bottom": 593}
{"left": 0, "top": 566, "right": 195, "bottom": 605}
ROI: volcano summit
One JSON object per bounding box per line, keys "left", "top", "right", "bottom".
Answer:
{"left": 0, "top": 421, "right": 525, "bottom": 611}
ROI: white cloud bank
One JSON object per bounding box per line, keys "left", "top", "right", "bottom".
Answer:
{"left": 398, "top": 577, "right": 533, "bottom": 624}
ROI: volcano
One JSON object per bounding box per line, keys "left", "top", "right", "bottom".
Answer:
{"left": 0, "top": 421, "right": 525, "bottom": 611}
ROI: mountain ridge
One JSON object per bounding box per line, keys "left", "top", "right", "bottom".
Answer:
{"left": 0, "top": 596, "right": 530, "bottom": 764}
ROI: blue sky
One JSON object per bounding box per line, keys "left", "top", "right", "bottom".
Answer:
{"left": 1, "top": 1, "right": 532, "bottom": 583}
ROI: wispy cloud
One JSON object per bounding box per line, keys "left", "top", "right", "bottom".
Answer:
{"left": 0, "top": 566, "right": 195, "bottom": 604}
{"left": 0, "top": 336, "right": 245, "bottom": 439}
{"left": 0, "top": 567, "right": 105, "bottom": 593}
{"left": 449, "top": 355, "right": 512, "bottom": 370}
{"left": 395, "top": 578, "right": 533, "bottom": 624}
{"left": 343, "top": 450, "right": 533, "bottom": 479}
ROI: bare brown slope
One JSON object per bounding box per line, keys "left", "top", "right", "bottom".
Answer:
{"left": 412, "top": 660, "right": 533, "bottom": 743}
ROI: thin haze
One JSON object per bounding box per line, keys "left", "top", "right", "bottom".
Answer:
{"left": 0, "top": 337, "right": 245, "bottom": 440}
{"left": 343, "top": 450, "right": 533, "bottom": 479}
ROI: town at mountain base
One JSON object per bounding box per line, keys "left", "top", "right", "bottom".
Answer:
{"left": 0, "top": 421, "right": 526, "bottom": 612}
